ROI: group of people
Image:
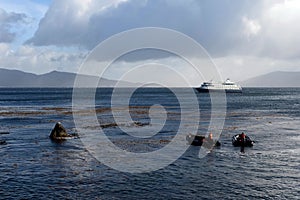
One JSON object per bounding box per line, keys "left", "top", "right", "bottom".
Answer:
{"left": 188, "top": 131, "right": 252, "bottom": 152}
{"left": 206, "top": 131, "right": 250, "bottom": 153}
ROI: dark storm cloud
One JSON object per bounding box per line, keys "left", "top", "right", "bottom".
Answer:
{"left": 27, "top": 0, "right": 300, "bottom": 60}
{"left": 27, "top": 1, "right": 259, "bottom": 50}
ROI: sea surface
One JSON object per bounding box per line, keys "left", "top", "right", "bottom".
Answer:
{"left": 0, "top": 88, "right": 299, "bottom": 199}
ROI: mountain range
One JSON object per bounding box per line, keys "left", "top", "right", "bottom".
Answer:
{"left": 0, "top": 68, "right": 299, "bottom": 87}
{"left": 240, "top": 71, "right": 300, "bottom": 87}
{"left": 0, "top": 68, "right": 134, "bottom": 87}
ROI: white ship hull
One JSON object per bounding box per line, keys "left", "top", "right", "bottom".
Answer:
{"left": 196, "top": 79, "right": 242, "bottom": 93}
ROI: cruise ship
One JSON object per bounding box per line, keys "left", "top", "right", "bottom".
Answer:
{"left": 196, "top": 79, "right": 242, "bottom": 93}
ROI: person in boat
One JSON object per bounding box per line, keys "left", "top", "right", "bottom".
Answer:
{"left": 240, "top": 132, "right": 246, "bottom": 139}
{"left": 239, "top": 132, "right": 246, "bottom": 153}
{"left": 204, "top": 132, "right": 221, "bottom": 147}
{"left": 208, "top": 132, "right": 213, "bottom": 140}
{"left": 232, "top": 132, "right": 254, "bottom": 148}
{"left": 202, "top": 132, "right": 213, "bottom": 143}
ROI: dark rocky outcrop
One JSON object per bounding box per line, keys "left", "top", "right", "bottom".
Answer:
{"left": 49, "top": 122, "right": 71, "bottom": 140}
{"left": 186, "top": 134, "right": 221, "bottom": 147}
{"left": 0, "top": 140, "right": 7, "bottom": 145}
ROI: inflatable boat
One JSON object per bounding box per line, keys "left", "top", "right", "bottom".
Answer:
{"left": 232, "top": 134, "right": 254, "bottom": 147}
{"left": 186, "top": 134, "right": 221, "bottom": 147}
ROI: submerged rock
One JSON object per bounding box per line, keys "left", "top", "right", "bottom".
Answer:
{"left": 186, "top": 134, "right": 221, "bottom": 147}
{"left": 49, "top": 122, "right": 71, "bottom": 140}
{"left": 100, "top": 122, "right": 118, "bottom": 129}
{"left": 0, "top": 140, "right": 7, "bottom": 145}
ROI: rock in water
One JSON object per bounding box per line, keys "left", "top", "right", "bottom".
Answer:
{"left": 0, "top": 140, "right": 7, "bottom": 145}
{"left": 49, "top": 122, "right": 70, "bottom": 140}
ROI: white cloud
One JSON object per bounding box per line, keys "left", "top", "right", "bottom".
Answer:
{"left": 0, "top": 44, "right": 87, "bottom": 74}
{"left": 242, "top": 16, "right": 261, "bottom": 39}
{"left": 82, "top": 55, "right": 209, "bottom": 87}
{"left": 2, "top": 0, "right": 300, "bottom": 81}
{"left": 0, "top": 8, "right": 29, "bottom": 42}
{"left": 214, "top": 55, "right": 300, "bottom": 81}
{"left": 258, "top": 0, "right": 300, "bottom": 58}
{"left": 28, "top": 0, "right": 300, "bottom": 60}
{"left": 28, "top": 0, "right": 250, "bottom": 53}
{"left": 26, "top": 0, "right": 128, "bottom": 47}
{"left": 0, "top": 43, "right": 10, "bottom": 55}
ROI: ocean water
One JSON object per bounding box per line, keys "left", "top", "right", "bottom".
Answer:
{"left": 0, "top": 88, "right": 299, "bottom": 199}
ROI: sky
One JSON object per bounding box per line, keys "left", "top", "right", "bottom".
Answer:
{"left": 0, "top": 0, "right": 300, "bottom": 84}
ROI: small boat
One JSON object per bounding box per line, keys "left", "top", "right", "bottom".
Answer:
{"left": 186, "top": 134, "right": 221, "bottom": 147}
{"left": 196, "top": 79, "right": 242, "bottom": 93}
{"left": 232, "top": 134, "right": 254, "bottom": 147}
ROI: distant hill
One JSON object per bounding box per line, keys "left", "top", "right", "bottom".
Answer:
{"left": 1, "top": 68, "right": 299, "bottom": 88}
{"left": 240, "top": 71, "right": 300, "bottom": 87}
{"left": 0, "top": 68, "right": 134, "bottom": 87}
